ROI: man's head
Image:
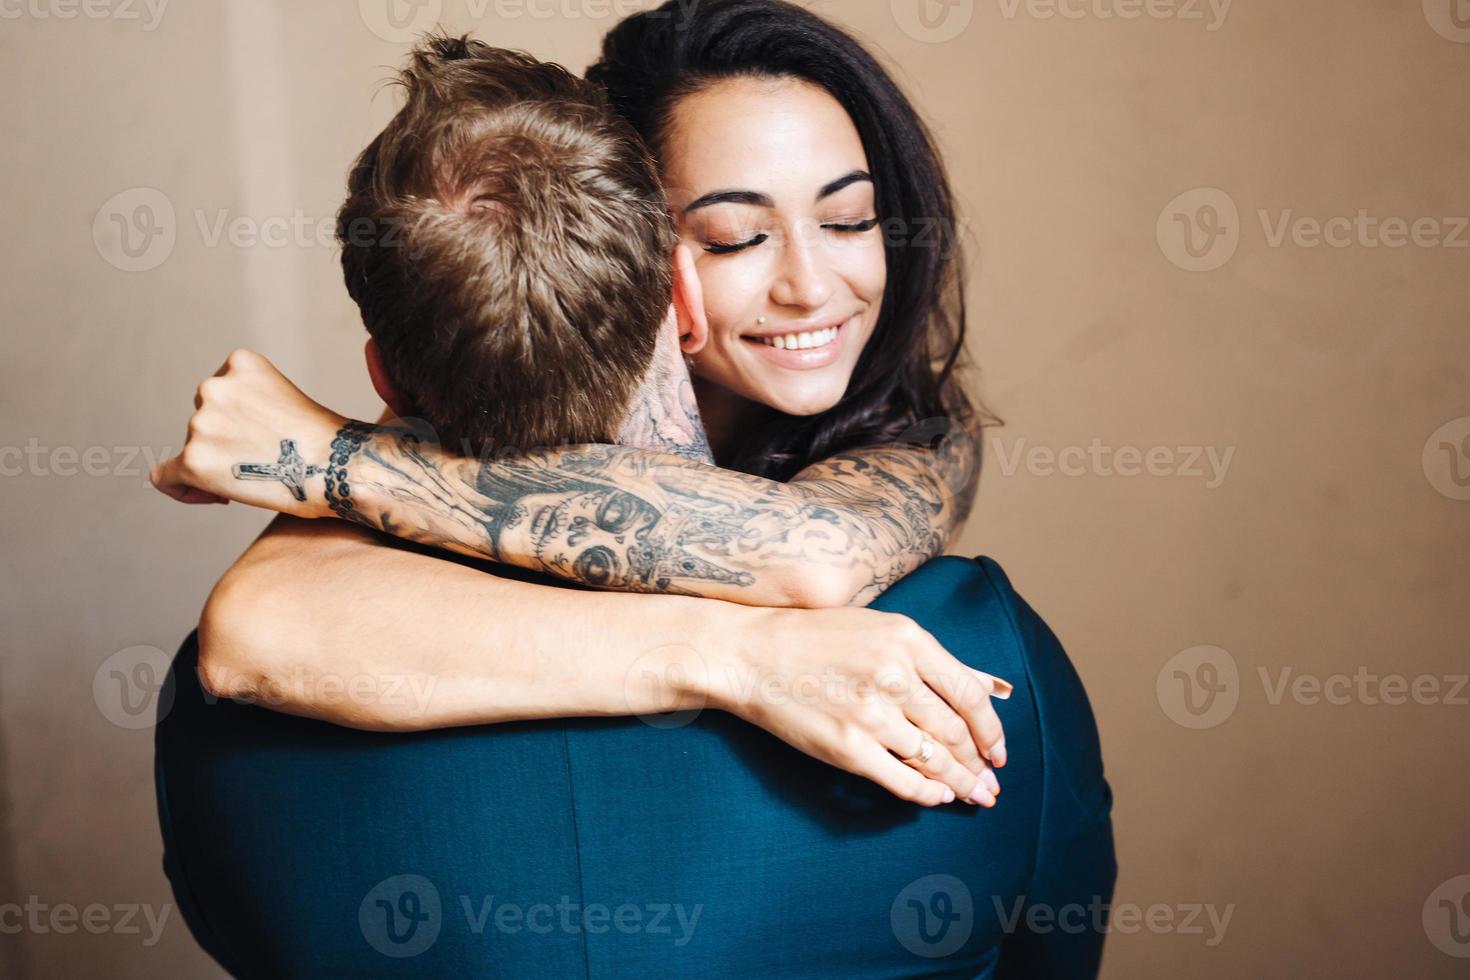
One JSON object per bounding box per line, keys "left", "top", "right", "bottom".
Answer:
{"left": 338, "top": 34, "right": 680, "bottom": 454}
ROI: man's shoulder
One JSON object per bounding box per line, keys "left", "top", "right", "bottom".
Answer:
{"left": 871, "top": 554, "right": 1070, "bottom": 669}
{"left": 871, "top": 554, "right": 1023, "bottom": 626}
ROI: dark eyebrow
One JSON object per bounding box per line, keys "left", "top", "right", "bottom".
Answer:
{"left": 817, "top": 170, "right": 873, "bottom": 201}
{"left": 683, "top": 189, "right": 776, "bottom": 214}
{"left": 682, "top": 171, "right": 873, "bottom": 215}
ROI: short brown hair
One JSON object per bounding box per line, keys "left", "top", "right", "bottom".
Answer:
{"left": 337, "top": 34, "right": 674, "bottom": 454}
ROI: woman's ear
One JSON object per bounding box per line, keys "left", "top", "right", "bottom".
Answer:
{"left": 363, "top": 337, "right": 414, "bottom": 421}
{"left": 671, "top": 243, "right": 709, "bottom": 356}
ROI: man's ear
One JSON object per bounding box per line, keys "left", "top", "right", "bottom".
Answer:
{"left": 670, "top": 243, "right": 709, "bottom": 356}
{"left": 363, "top": 337, "right": 413, "bottom": 420}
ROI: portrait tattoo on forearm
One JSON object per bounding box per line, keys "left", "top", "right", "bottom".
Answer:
{"left": 231, "top": 412, "right": 980, "bottom": 604}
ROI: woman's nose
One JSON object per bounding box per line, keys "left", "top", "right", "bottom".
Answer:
{"left": 769, "top": 226, "right": 835, "bottom": 310}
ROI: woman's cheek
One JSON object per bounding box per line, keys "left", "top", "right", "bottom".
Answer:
{"left": 694, "top": 255, "right": 769, "bottom": 345}
{"left": 838, "top": 235, "right": 887, "bottom": 303}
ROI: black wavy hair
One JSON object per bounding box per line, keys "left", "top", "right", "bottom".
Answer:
{"left": 587, "top": 0, "right": 979, "bottom": 480}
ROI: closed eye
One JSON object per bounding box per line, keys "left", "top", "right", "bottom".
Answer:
{"left": 704, "top": 233, "right": 769, "bottom": 255}
{"left": 704, "top": 216, "right": 876, "bottom": 254}
{"left": 823, "top": 217, "right": 879, "bottom": 233}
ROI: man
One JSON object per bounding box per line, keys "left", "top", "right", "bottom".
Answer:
{"left": 154, "top": 35, "right": 1115, "bottom": 978}
{"left": 331, "top": 39, "right": 709, "bottom": 467}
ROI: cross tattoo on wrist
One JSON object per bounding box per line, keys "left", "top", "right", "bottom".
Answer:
{"left": 231, "top": 439, "right": 321, "bottom": 502}
{"left": 231, "top": 423, "right": 376, "bottom": 517}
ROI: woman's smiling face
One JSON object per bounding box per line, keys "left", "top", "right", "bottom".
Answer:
{"left": 660, "top": 75, "right": 888, "bottom": 424}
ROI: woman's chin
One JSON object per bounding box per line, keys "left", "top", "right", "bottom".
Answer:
{"left": 756, "top": 384, "right": 847, "bottom": 418}
{"left": 698, "top": 369, "right": 853, "bottom": 419}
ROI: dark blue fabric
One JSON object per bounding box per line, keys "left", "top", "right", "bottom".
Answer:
{"left": 155, "top": 555, "right": 1116, "bottom": 978}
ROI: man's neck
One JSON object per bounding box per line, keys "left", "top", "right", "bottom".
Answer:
{"left": 688, "top": 377, "right": 769, "bottom": 464}
{"left": 615, "top": 318, "right": 715, "bottom": 463}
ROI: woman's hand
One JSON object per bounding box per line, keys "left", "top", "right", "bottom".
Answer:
{"left": 702, "top": 605, "right": 1013, "bottom": 807}
{"left": 150, "top": 350, "right": 347, "bottom": 517}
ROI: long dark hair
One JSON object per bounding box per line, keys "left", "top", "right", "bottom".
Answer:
{"left": 587, "top": 0, "right": 978, "bottom": 480}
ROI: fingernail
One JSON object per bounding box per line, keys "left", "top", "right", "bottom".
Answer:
{"left": 982, "top": 768, "right": 1000, "bottom": 795}
{"left": 991, "top": 740, "right": 1007, "bottom": 769}
{"left": 965, "top": 785, "right": 996, "bottom": 807}
{"left": 942, "top": 787, "right": 956, "bottom": 804}
{"left": 973, "top": 669, "right": 1013, "bottom": 700}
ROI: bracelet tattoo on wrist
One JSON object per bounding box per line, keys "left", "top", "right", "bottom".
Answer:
{"left": 230, "top": 421, "right": 377, "bottom": 519}
{"left": 323, "top": 421, "right": 376, "bottom": 523}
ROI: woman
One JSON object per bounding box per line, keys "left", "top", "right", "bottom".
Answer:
{"left": 162, "top": 0, "right": 1007, "bottom": 807}
{"left": 154, "top": 2, "right": 1116, "bottom": 975}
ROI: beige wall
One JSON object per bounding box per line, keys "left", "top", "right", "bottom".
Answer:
{"left": 2, "top": 1, "right": 1466, "bottom": 976}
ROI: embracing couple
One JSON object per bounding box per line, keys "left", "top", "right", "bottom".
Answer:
{"left": 150, "top": 2, "right": 1115, "bottom": 976}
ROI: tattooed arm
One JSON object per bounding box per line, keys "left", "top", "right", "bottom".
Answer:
{"left": 324, "top": 419, "right": 978, "bottom": 607}
{"left": 154, "top": 350, "right": 980, "bottom": 607}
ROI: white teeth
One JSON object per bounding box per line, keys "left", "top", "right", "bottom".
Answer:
{"left": 757, "top": 326, "right": 839, "bottom": 350}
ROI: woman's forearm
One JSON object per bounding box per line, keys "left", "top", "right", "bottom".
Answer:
{"left": 155, "top": 351, "right": 979, "bottom": 608}
{"left": 196, "top": 516, "right": 1011, "bottom": 807}
{"left": 316, "top": 419, "right": 977, "bottom": 607}
{"left": 198, "top": 515, "right": 734, "bottom": 731}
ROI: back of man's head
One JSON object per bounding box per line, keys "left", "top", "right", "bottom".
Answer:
{"left": 338, "top": 34, "right": 674, "bottom": 454}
